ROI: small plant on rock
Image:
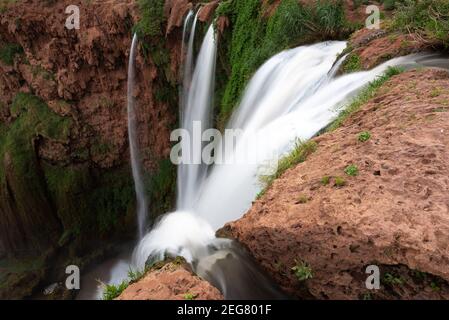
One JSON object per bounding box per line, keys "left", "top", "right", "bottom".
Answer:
{"left": 321, "top": 176, "right": 330, "bottom": 186}
{"left": 334, "top": 176, "right": 346, "bottom": 187}
{"left": 291, "top": 260, "right": 313, "bottom": 281}
{"left": 345, "top": 164, "right": 359, "bottom": 176}
{"left": 184, "top": 292, "right": 197, "bottom": 300}
{"left": 358, "top": 131, "right": 371, "bottom": 142}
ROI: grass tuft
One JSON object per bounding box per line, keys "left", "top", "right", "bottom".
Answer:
{"left": 344, "top": 164, "right": 359, "bottom": 176}
{"left": 291, "top": 260, "right": 313, "bottom": 281}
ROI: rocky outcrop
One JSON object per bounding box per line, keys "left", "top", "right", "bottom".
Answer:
{"left": 0, "top": 0, "right": 198, "bottom": 299}
{"left": 117, "top": 259, "right": 223, "bottom": 300}
{"left": 223, "top": 69, "right": 449, "bottom": 299}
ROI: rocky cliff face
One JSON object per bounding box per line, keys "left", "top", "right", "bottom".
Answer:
{"left": 0, "top": 0, "right": 201, "bottom": 299}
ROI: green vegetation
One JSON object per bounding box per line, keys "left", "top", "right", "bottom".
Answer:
{"left": 217, "top": 0, "right": 357, "bottom": 124}
{"left": 383, "top": 272, "right": 405, "bottom": 286}
{"left": 258, "top": 139, "right": 317, "bottom": 196}
{"left": 321, "top": 176, "right": 330, "bottom": 186}
{"left": 334, "top": 176, "right": 346, "bottom": 187}
{"left": 391, "top": 0, "right": 449, "bottom": 47}
{"left": 328, "top": 66, "right": 404, "bottom": 131}
{"left": 133, "top": 0, "right": 165, "bottom": 38}
{"left": 358, "top": 131, "right": 371, "bottom": 142}
{"left": 0, "top": 93, "right": 71, "bottom": 197}
{"left": 344, "top": 164, "right": 359, "bottom": 176}
{"left": 184, "top": 292, "right": 197, "bottom": 300}
{"left": 102, "top": 280, "right": 129, "bottom": 300}
{"left": 291, "top": 260, "right": 313, "bottom": 281}
{"left": 381, "top": 0, "right": 406, "bottom": 11}
{"left": 342, "top": 53, "right": 362, "bottom": 73}
{"left": 0, "top": 42, "right": 23, "bottom": 65}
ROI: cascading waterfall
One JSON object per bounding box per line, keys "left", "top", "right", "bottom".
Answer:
{"left": 127, "top": 33, "right": 148, "bottom": 239}
{"left": 81, "top": 17, "right": 449, "bottom": 299}
{"left": 177, "top": 23, "right": 217, "bottom": 210}
{"left": 133, "top": 39, "right": 448, "bottom": 298}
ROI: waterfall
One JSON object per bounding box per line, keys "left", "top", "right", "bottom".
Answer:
{"left": 127, "top": 33, "right": 148, "bottom": 239}
{"left": 180, "top": 10, "right": 195, "bottom": 123}
{"left": 133, "top": 41, "right": 448, "bottom": 274}
{"left": 177, "top": 23, "right": 217, "bottom": 210}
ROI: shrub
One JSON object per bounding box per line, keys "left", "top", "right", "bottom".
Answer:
{"left": 358, "top": 131, "right": 371, "bottom": 142}
{"left": 345, "top": 164, "right": 359, "bottom": 176}
{"left": 291, "top": 260, "right": 313, "bottom": 281}
{"left": 102, "top": 280, "right": 129, "bottom": 300}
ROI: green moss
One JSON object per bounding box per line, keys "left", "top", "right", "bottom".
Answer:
{"left": 145, "top": 159, "right": 176, "bottom": 219}
{"left": 342, "top": 53, "right": 362, "bottom": 73}
{"left": 0, "top": 42, "right": 23, "bottom": 65}
{"left": 133, "top": 0, "right": 165, "bottom": 38}
{"left": 0, "top": 93, "right": 71, "bottom": 192}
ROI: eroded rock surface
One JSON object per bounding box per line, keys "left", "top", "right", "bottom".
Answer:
{"left": 117, "top": 260, "right": 223, "bottom": 300}
{"left": 223, "top": 69, "right": 449, "bottom": 299}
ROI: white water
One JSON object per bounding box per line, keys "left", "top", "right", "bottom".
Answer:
{"left": 177, "top": 24, "right": 217, "bottom": 210}
{"left": 127, "top": 34, "right": 148, "bottom": 239}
